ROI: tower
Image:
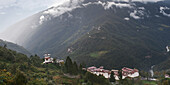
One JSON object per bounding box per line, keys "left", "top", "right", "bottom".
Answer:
{"left": 43, "top": 53, "right": 53, "bottom": 64}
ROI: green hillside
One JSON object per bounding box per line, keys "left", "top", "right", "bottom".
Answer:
{"left": 67, "top": 14, "right": 170, "bottom": 70}
{"left": 1, "top": 46, "right": 170, "bottom": 85}
{"left": 0, "top": 39, "right": 31, "bottom": 56}
{"left": 0, "top": 46, "right": 111, "bottom": 85}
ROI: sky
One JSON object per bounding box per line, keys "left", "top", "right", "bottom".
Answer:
{"left": 0, "top": 0, "right": 69, "bottom": 32}
{"left": 0, "top": 0, "right": 165, "bottom": 32}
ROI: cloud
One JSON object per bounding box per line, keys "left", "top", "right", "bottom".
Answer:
{"left": 43, "top": 0, "right": 84, "bottom": 16}
{"left": 0, "top": 0, "right": 68, "bottom": 11}
{"left": 39, "top": 0, "right": 84, "bottom": 24}
{"left": 124, "top": 17, "right": 130, "bottom": 20}
{"left": 160, "top": 7, "right": 170, "bottom": 17}
{"left": 0, "top": 0, "right": 16, "bottom": 6}
{"left": 116, "top": 0, "right": 164, "bottom": 2}
{"left": 0, "top": 0, "right": 70, "bottom": 32}
{"left": 0, "top": 12, "right": 5, "bottom": 15}
{"left": 130, "top": 10, "right": 141, "bottom": 19}
{"left": 39, "top": 15, "right": 45, "bottom": 24}
{"left": 0, "top": 0, "right": 165, "bottom": 11}
{"left": 133, "top": 0, "right": 164, "bottom": 2}
{"left": 0, "top": 0, "right": 16, "bottom": 9}
{"left": 105, "top": 1, "right": 132, "bottom": 9}
{"left": 38, "top": 0, "right": 165, "bottom": 24}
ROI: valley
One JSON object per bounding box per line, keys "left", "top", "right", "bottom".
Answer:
{"left": 1, "top": 0, "right": 170, "bottom": 70}
{"left": 0, "top": 0, "right": 170, "bottom": 84}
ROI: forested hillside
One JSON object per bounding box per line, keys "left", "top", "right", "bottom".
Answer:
{"left": 1, "top": 46, "right": 170, "bottom": 85}
{"left": 0, "top": 46, "right": 110, "bottom": 85}
{"left": 0, "top": 39, "right": 31, "bottom": 56}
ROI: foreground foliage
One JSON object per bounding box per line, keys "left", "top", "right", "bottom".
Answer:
{"left": 0, "top": 46, "right": 170, "bottom": 85}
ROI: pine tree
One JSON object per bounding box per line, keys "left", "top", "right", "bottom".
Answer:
{"left": 119, "top": 70, "right": 123, "bottom": 84}
{"left": 14, "top": 71, "right": 27, "bottom": 85}
{"left": 73, "top": 61, "right": 78, "bottom": 75}
{"left": 65, "top": 56, "right": 73, "bottom": 74}
{"left": 79, "top": 64, "right": 83, "bottom": 73}
{"left": 3, "top": 44, "right": 7, "bottom": 48}
{"left": 110, "top": 71, "right": 116, "bottom": 82}
{"left": 119, "top": 70, "right": 123, "bottom": 80}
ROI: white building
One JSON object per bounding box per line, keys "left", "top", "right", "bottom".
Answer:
{"left": 121, "top": 67, "right": 139, "bottom": 79}
{"left": 56, "top": 59, "right": 64, "bottom": 66}
{"left": 43, "top": 54, "right": 54, "bottom": 64}
{"left": 87, "top": 66, "right": 111, "bottom": 78}
{"left": 165, "top": 74, "right": 170, "bottom": 78}
{"left": 56, "top": 59, "right": 64, "bottom": 63}
{"left": 87, "top": 66, "right": 139, "bottom": 80}
{"left": 166, "top": 46, "right": 170, "bottom": 52}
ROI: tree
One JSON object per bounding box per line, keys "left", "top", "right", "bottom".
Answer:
{"left": 53, "top": 58, "right": 56, "bottom": 63}
{"left": 110, "top": 71, "right": 116, "bottom": 82}
{"left": 3, "top": 44, "right": 7, "bottom": 48}
{"left": 64, "top": 56, "right": 73, "bottom": 74}
{"left": 85, "top": 72, "right": 110, "bottom": 85}
{"left": 162, "top": 80, "right": 170, "bottom": 85}
{"left": 79, "top": 64, "right": 83, "bottom": 73}
{"left": 118, "top": 70, "right": 123, "bottom": 84}
{"left": 119, "top": 70, "right": 123, "bottom": 80}
{"left": 72, "top": 61, "right": 78, "bottom": 75}
{"left": 30, "top": 55, "right": 42, "bottom": 67}
{"left": 19, "top": 64, "right": 28, "bottom": 72}
{"left": 0, "top": 63, "right": 7, "bottom": 69}
{"left": 14, "top": 71, "right": 27, "bottom": 85}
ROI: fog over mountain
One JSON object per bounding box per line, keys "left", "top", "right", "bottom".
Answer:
{"left": 0, "top": 0, "right": 166, "bottom": 32}
{"left": 0, "top": 0, "right": 69, "bottom": 32}
{"left": 0, "top": 0, "right": 167, "bottom": 42}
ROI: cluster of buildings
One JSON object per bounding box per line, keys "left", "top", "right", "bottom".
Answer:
{"left": 42, "top": 54, "right": 170, "bottom": 80}
{"left": 42, "top": 54, "right": 139, "bottom": 80}
{"left": 87, "top": 66, "right": 111, "bottom": 78}
{"left": 86, "top": 66, "right": 139, "bottom": 80}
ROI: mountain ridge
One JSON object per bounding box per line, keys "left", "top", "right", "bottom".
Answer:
{"left": 1, "top": 0, "right": 170, "bottom": 70}
{"left": 0, "top": 39, "right": 31, "bottom": 56}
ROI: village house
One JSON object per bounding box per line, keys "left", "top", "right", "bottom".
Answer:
{"left": 111, "top": 70, "right": 119, "bottom": 80}
{"left": 56, "top": 59, "right": 64, "bottom": 66}
{"left": 43, "top": 54, "right": 54, "bottom": 64}
{"left": 87, "top": 66, "right": 111, "bottom": 78}
{"left": 122, "top": 67, "right": 139, "bottom": 79}
{"left": 165, "top": 74, "right": 170, "bottom": 78}
{"left": 86, "top": 66, "right": 139, "bottom": 80}
{"left": 111, "top": 67, "right": 139, "bottom": 80}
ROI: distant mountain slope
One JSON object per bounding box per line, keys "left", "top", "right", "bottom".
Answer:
{"left": 1, "top": 0, "right": 170, "bottom": 70}
{"left": 0, "top": 39, "right": 31, "bottom": 56}
{"left": 69, "top": 17, "right": 170, "bottom": 69}
{"left": 155, "top": 59, "right": 170, "bottom": 71}
{"left": 154, "top": 52, "right": 170, "bottom": 71}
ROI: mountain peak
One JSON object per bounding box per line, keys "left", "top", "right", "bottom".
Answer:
{"left": 39, "top": 0, "right": 167, "bottom": 25}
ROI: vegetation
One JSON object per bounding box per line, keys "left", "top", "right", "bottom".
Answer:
{"left": 0, "top": 39, "right": 31, "bottom": 56}
{"left": 109, "top": 71, "right": 116, "bottom": 82}
{"left": 0, "top": 46, "right": 110, "bottom": 85}
{"left": 69, "top": 19, "right": 170, "bottom": 70}
{"left": 85, "top": 72, "right": 110, "bottom": 85}
{"left": 1, "top": 46, "right": 170, "bottom": 85}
